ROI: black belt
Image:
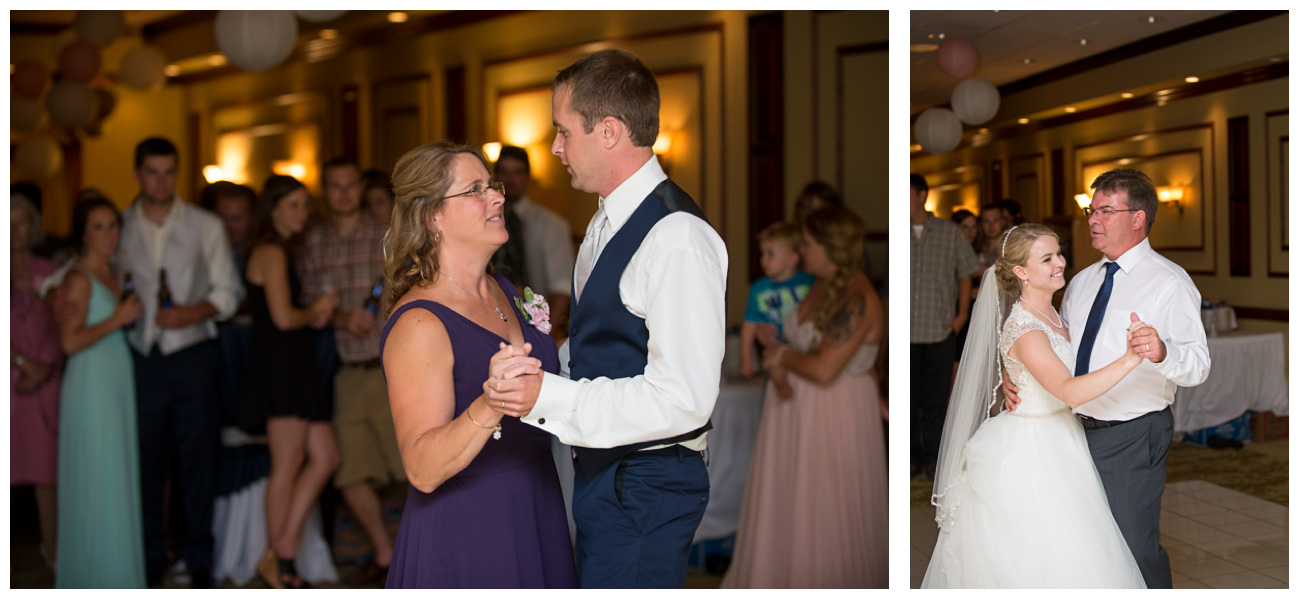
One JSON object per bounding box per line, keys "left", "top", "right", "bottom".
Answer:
{"left": 572, "top": 421, "right": 711, "bottom": 474}
{"left": 342, "top": 358, "right": 382, "bottom": 370}
{"left": 1078, "top": 406, "right": 1170, "bottom": 430}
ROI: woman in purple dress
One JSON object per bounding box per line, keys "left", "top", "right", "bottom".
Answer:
{"left": 378, "top": 141, "right": 577, "bottom": 588}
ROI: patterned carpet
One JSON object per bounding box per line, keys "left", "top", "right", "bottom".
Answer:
{"left": 911, "top": 439, "right": 1290, "bottom": 509}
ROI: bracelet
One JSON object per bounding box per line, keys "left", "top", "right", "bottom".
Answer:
{"left": 773, "top": 345, "right": 787, "bottom": 365}
{"left": 465, "top": 406, "right": 502, "bottom": 440}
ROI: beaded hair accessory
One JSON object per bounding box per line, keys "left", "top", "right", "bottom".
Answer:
{"left": 1000, "top": 224, "right": 1021, "bottom": 257}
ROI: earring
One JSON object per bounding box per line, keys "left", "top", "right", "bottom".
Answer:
{"left": 433, "top": 229, "right": 442, "bottom": 244}
{"left": 1021, "top": 279, "right": 1028, "bottom": 286}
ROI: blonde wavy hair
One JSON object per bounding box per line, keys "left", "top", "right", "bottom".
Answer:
{"left": 993, "top": 223, "right": 1059, "bottom": 301}
{"left": 803, "top": 206, "right": 865, "bottom": 333}
{"left": 381, "top": 141, "right": 490, "bottom": 317}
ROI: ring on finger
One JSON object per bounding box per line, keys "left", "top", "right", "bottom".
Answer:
{"left": 1145, "top": 344, "right": 1150, "bottom": 352}
{"left": 501, "top": 400, "right": 506, "bottom": 409}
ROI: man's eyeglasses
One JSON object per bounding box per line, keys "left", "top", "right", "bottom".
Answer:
{"left": 1082, "top": 206, "right": 1141, "bottom": 218}
{"left": 441, "top": 181, "right": 505, "bottom": 201}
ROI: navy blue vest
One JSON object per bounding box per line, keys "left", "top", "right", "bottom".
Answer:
{"left": 568, "top": 178, "right": 712, "bottom": 472}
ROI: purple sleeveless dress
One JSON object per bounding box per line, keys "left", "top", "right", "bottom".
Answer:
{"left": 381, "top": 273, "right": 576, "bottom": 588}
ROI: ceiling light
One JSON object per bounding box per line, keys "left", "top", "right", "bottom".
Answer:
{"left": 910, "top": 144, "right": 922, "bottom": 153}
{"left": 320, "top": 29, "right": 339, "bottom": 40}
{"left": 1023, "top": 58, "right": 1032, "bottom": 65}
{"left": 208, "top": 54, "right": 227, "bottom": 67}
{"left": 1157, "top": 89, "right": 1174, "bottom": 96}
{"left": 1080, "top": 39, "right": 1088, "bottom": 45}
{"left": 1065, "top": 107, "right": 1077, "bottom": 113}
{"left": 1147, "top": 16, "right": 1159, "bottom": 24}
{"left": 1121, "top": 92, "right": 1134, "bottom": 99}
{"left": 1185, "top": 76, "right": 1199, "bottom": 83}
{"left": 911, "top": 44, "right": 939, "bottom": 52}
{"left": 978, "top": 128, "right": 989, "bottom": 134}
{"left": 1017, "top": 118, "right": 1029, "bottom": 124}
{"left": 164, "top": 65, "right": 181, "bottom": 77}
{"left": 938, "top": 33, "right": 946, "bottom": 39}
{"left": 387, "top": 12, "right": 409, "bottom": 23}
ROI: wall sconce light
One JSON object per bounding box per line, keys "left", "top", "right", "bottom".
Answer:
{"left": 1074, "top": 193, "right": 1092, "bottom": 212}
{"left": 203, "top": 165, "right": 226, "bottom": 184}
{"left": 653, "top": 132, "right": 672, "bottom": 174}
{"left": 272, "top": 160, "right": 306, "bottom": 181}
{"left": 1157, "top": 186, "right": 1185, "bottom": 216}
{"left": 482, "top": 142, "right": 502, "bottom": 163}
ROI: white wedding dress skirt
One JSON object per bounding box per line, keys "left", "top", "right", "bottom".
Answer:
{"left": 922, "top": 304, "right": 1146, "bottom": 588}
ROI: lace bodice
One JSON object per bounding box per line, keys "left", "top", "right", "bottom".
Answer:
{"left": 782, "top": 310, "right": 877, "bottom": 377}
{"left": 999, "top": 302, "right": 1073, "bottom": 417}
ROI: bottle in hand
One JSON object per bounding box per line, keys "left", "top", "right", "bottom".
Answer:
{"left": 122, "top": 272, "right": 138, "bottom": 329}
{"left": 158, "top": 269, "right": 174, "bottom": 309}
{"left": 365, "top": 277, "right": 384, "bottom": 316}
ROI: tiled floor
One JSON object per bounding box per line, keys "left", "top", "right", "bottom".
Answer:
{"left": 911, "top": 480, "right": 1288, "bottom": 588}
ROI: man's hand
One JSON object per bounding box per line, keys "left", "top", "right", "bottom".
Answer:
{"left": 156, "top": 304, "right": 209, "bottom": 329}
{"left": 344, "top": 308, "right": 375, "bottom": 337}
{"left": 945, "top": 313, "right": 968, "bottom": 335}
{"left": 1128, "top": 312, "right": 1166, "bottom": 363}
{"left": 1002, "top": 369, "right": 1021, "bottom": 412}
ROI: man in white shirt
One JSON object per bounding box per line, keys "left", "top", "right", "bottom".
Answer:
{"left": 1007, "top": 168, "right": 1209, "bottom": 588}
{"left": 117, "top": 137, "right": 244, "bottom": 588}
{"left": 486, "top": 49, "right": 727, "bottom": 588}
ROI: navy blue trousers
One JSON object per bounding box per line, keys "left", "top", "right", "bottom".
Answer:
{"left": 572, "top": 447, "right": 709, "bottom": 588}
{"left": 132, "top": 339, "right": 220, "bottom": 583}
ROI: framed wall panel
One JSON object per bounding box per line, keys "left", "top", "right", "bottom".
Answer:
{"left": 371, "top": 75, "right": 433, "bottom": 174}
{"left": 1265, "top": 110, "right": 1288, "bottom": 277}
{"left": 1009, "top": 153, "right": 1047, "bottom": 220}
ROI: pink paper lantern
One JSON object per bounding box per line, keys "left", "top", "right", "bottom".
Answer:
{"left": 58, "top": 41, "right": 102, "bottom": 83}
{"left": 12, "top": 61, "right": 51, "bottom": 98}
{"left": 937, "top": 38, "right": 978, "bottom": 79}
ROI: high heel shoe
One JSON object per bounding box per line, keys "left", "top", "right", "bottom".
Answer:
{"left": 278, "top": 557, "right": 310, "bottom": 589}
{"left": 257, "top": 547, "right": 283, "bottom": 589}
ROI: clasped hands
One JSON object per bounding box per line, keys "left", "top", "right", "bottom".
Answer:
{"left": 483, "top": 342, "right": 544, "bottom": 418}
{"left": 1004, "top": 312, "right": 1165, "bottom": 411}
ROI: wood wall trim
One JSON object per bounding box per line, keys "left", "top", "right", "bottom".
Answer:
{"left": 1233, "top": 306, "right": 1289, "bottom": 322}
{"left": 1227, "top": 116, "right": 1251, "bottom": 276}
{"left": 480, "top": 22, "right": 725, "bottom": 67}
{"left": 1265, "top": 108, "right": 1289, "bottom": 277}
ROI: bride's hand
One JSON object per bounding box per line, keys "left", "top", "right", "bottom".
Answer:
{"left": 1002, "top": 369, "right": 1021, "bottom": 412}
{"left": 1122, "top": 318, "right": 1146, "bottom": 366}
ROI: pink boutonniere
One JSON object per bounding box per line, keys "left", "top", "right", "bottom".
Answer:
{"left": 513, "top": 287, "right": 551, "bottom": 334}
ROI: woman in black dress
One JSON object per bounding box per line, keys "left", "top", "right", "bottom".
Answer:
{"left": 243, "top": 175, "right": 339, "bottom": 588}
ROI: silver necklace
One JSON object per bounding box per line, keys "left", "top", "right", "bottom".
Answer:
{"left": 1019, "top": 298, "right": 1063, "bottom": 329}
{"left": 441, "top": 272, "right": 507, "bottom": 322}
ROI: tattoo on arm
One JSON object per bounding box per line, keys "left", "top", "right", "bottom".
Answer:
{"left": 823, "top": 291, "right": 867, "bottom": 349}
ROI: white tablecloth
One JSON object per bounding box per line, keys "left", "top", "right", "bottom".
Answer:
{"left": 693, "top": 379, "right": 766, "bottom": 543}
{"left": 1173, "top": 332, "right": 1289, "bottom": 433}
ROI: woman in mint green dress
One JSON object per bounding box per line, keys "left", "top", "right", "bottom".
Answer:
{"left": 55, "top": 198, "right": 146, "bottom": 588}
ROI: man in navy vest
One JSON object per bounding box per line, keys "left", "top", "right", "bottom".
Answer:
{"left": 486, "top": 49, "right": 728, "bottom": 588}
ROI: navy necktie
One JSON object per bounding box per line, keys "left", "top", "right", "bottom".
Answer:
{"left": 1075, "top": 262, "right": 1120, "bottom": 376}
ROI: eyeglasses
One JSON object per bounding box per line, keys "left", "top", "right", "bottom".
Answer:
{"left": 441, "top": 181, "right": 505, "bottom": 201}
{"left": 1082, "top": 206, "right": 1141, "bottom": 218}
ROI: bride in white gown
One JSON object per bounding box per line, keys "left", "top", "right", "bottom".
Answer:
{"left": 922, "top": 224, "right": 1147, "bottom": 588}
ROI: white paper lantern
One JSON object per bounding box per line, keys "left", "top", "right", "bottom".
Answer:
{"left": 15, "top": 135, "right": 64, "bottom": 179}
{"left": 120, "top": 44, "right": 169, "bottom": 90}
{"left": 74, "top": 10, "right": 125, "bottom": 48}
{"left": 12, "top": 96, "right": 48, "bottom": 133}
{"left": 215, "top": 10, "right": 299, "bottom": 72}
{"left": 913, "top": 107, "right": 963, "bottom": 155}
{"left": 295, "top": 10, "right": 347, "bottom": 23}
{"left": 951, "top": 78, "right": 1001, "bottom": 125}
{"left": 46, "top": 80, "right": 98, "bottom": 129}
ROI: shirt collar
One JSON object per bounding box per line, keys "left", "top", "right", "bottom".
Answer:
{"left": 598, "top": 155, "right": 667, "bottom": 232}
{"left": 1110, "top": 237, "right": 1153, "bottom": 274}
{"left": 129, "top": 194, "right": 186, "bottom": 226}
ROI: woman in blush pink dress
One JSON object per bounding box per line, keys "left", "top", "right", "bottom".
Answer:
{"left": 722, "top": 207, "right": 887, "bottom": 588}
{"left": 11, "top": 194, "right": 63, "bottom": 570}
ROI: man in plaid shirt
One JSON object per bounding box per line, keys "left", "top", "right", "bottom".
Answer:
{"left": 299, "top": 157, "right": 404, "bottom": 584}
{"left": 909, "top": 173, "right": 980, "bottom": 481}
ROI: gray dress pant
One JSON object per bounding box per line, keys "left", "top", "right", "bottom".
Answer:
{"left": 1081, "top": 406, "right": 1174, "bottom": 589}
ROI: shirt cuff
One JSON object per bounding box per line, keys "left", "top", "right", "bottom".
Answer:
{"left": 520, "top": 371, "right": 580, "bottom": 429}
{"left": 1154, "top": 336, "right": 1181, "bottom": 377}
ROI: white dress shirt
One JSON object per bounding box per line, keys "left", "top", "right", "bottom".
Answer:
{"left": 118, "top": 196, "right": 244, "bottom": 356}
{"left": 1061, "top": 238, "right": 1211, "bottom": 421}
{"left": 521, "top": 156, "right": 728, "bottom": 450}
{"left": 513, "top": 195, "right": 575, "bottom": 297}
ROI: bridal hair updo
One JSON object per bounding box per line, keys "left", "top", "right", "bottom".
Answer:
{"left": 381, "top": 140, "right": 490, "bottom": 318}
{"left": 803, "top": 206, "right": 865, "bottom": 332}
{"left": 994, "top": 223, "right": 1059, "bottom": 301}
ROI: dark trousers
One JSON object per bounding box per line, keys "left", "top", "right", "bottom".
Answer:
{"left": 132, "top": 340, "right": 220, "bottom": 583}
{"left": 1082, "top": 407, "right": 1174, "bottom": 589}
{"left": 910, "top": 333, "right": 955, "bottom": 464}
{"left": 572, "top": 447, "right": 709, "bottom": 588}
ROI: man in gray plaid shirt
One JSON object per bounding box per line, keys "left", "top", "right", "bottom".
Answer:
{"left": 909, "top": 173, "right": 980, "bottom": 481}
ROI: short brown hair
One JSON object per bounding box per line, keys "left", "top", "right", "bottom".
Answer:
{"left": 758, "top": 221, "right": 802, "bottom": 252}
{"left": 1090, "top": 169, "right": 1158, "bottom": 234}
{"left": 552, "top": 49, "right": 659, "bottom": 147}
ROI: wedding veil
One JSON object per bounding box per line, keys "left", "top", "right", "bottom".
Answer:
{"left": 930, "top": 266, "right": 1010, "bottom": 531}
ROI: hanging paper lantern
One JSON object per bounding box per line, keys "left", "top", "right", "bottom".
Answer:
{"left": 937, "top": 38, "right": 978, "bottom": 79}
{"left": 120, "top": 44, "right": 169, "bottom": 90}
{"left": 295, "top": 10, "right": 348, "bottom": 23}
{"left": 15, "top": 135, "right": 65, "bottom": 180}
{"left": 74, "top": 10, "right": 126, "bottom": 48}
{"left": 12, "top": 96, "right": 48, "bottom": 132}
{"left": 58, "top": 41, "right": 102, "bottom": 83}
{"left": 215, "top": 10, "right": 299, "bottom": 72}
{"left": 951, "top": 78, "right": 1001, "bottom": 125}
{"left": 12, "top": 61, "right": 51, "bottom": 98}
{"left": 46, "top": 80, "right": 98, "bottom": 129}
{"left": 914, "top": 107, "right": 963, "bottom": 155}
